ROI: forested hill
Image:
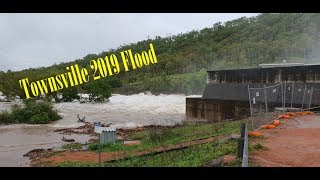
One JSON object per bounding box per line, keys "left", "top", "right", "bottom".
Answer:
{"left": 1, "top": 13, "right": 320, "bottom": 99}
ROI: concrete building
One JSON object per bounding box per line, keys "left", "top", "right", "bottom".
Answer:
{"left": 186, "top": 63, "right": 320, "bottom": 122}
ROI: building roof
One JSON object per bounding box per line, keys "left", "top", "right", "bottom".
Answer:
{"left": 207, "top": 63, "right": 320, "bottom": 73}
{"left": 202, "top": 83, "right": 251, "bottom": 101}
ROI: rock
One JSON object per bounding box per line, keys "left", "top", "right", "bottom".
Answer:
{"left": 23, "top": 148, "right": 53, "bottom": 158}
{"left": 230, "top": 134, "right": 241, "bottom": 139}
{"left": 205, "top": 155, "right": 237, "bottom": 167}
{"left": 205, "top": 157, "right": 224, "bottom": 167}
{"left": 223, "top": 155, "right": 237, "bottom": 164}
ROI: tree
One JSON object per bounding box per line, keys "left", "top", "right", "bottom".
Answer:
{"left": 1, "top": 13, "right": 320, "bottom": 96}
{"left": 84, "top": 79, "right": 112, "bottom": 102}
{"left": 61, "top": 87, "right": 80, "bottom": 102}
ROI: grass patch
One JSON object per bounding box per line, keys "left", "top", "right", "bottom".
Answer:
{"left": 249, "top": 135, "right": 266, "bottom": 140}
{"left": 87, "top": 119, "right": 250, "bottom": 154}
{"left": 62, "top": 143, "right": 83, "bottom": 150}
{"left": 55, "top": 119, "right": 252, "bottom": 167}
{"left": 57, "top": 161, "right": 100, "bottom": 167}
{"left": 249, "top": 143, "right": 268, "bottom": 151}
{"left": 88, "top": 142, "right": 137, "bottom": 152}
{"left": 133, "top": 119, "right": 249, "bottom": 144}
{"left": 147, "top": 127, "right": 173, "bottom": 142}
{"left": 104, "top": 139, "right": 238, "bottom": 167}
{"left": 56, "top": 139, "right": 238, "bottom": 167}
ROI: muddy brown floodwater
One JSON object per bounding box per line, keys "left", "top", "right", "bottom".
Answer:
{"left": 0, "top": 124, "right": 92, "bottom": 166}
{"left": 0, "top": 93, "right": 187, "bottom": 166}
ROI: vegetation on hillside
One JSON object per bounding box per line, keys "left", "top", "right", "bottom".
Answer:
{"left": 1, "top": 13, "right": 320, "bottom": 99}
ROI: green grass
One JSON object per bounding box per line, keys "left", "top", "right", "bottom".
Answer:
{"left": 87, "top": 119, "right": 249, "bottom": 154}
{"left": 57, "top": 161, "right": 100, "bottom": 167}
{"left": 249, "top": 143, "right": 268, "bottom": 151}
{"left": 105, "top": 140, "right": 237, "bottom": 167}
{"left": 54, "top": 119, "right": 251, "bottom": 167}
{"left": 88, "top": 142, "right": 140, "bottom": 152}
{"left": 56, "top": 139, "right": 238, "bottom": 167}
{"left": 62, "top": 143, "right": 83, "bottom": 150}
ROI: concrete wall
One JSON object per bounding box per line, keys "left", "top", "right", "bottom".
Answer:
{"left": 187, "top": 65, "right": 320, "bottom": 122}
{"left": 186, "top": 98, "right": 250, "bottom": 122}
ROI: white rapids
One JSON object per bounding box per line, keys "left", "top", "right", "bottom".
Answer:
{"left": 0, "top": 93, "right": 187, "bottom": 166}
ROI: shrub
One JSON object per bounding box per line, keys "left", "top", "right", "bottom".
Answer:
{"left": 61, "top": 87, "right": 80, "bottom": 102}
{"left": 84, "top": 79, "right": 113, "bottom": 102}
{"left": 36, "top": 101, "right": 61, "bottom": 121}
{"left": 0, "top": 98, "right": 62, "bottom": 124}
{"left": 0, "top": 110, "right": 18, "bottom": 124}
{"left": 29, "top": 112, "right": 50, "bottom": 124}
{"left": 10, "top": 105, "right": 27, "bottom": 123}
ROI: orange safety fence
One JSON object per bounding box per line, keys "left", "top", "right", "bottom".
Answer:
{"left": 272, "top": 120, "right": 280, "bottom": 126}
{"left": 248, "top": 131, "right": 263, "bottom": 137}
{"left": 261, "top": 124, "right": 276, "bottom": 129}
{"left": 278, "top": 114, "right": 291, "bottom": 119}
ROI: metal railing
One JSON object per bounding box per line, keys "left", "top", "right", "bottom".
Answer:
{"left": 241, "top": 124, "right": 248, "bottom": 167}
{"left": 248, "top": 82, "right": 320, "bottom": 131}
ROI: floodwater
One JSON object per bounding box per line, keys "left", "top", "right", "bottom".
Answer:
{"left": 0, "top": 93, "right": 187, "bottom": 166}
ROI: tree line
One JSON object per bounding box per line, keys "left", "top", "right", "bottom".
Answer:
{"left": 1, "top": 13, "right": 320, "bottom": 101}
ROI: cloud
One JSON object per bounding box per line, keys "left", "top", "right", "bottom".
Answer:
{"left": 0, "top": 13, "right": 258, "bottom": 71}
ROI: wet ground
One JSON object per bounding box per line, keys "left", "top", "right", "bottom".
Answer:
{"left": 251, "top": 114, "right": 320, "bottom": 167}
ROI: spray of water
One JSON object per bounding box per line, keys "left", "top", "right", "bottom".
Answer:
{"left": 54, "top": 93, "right": 186, "bottom": 128}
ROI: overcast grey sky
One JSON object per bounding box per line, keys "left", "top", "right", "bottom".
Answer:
{"left": 0, "top": 13, "right": 258, "bottom": 71}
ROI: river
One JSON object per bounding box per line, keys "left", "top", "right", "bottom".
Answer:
{"left": 0, "top": 93, "right": 187, "bottom": 167}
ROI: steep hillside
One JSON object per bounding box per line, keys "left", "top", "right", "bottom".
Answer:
{"left": 1, "top": 13, "right": 320, "bottom": 98}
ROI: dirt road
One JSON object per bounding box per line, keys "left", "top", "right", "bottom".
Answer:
{"left": 250, "top": 113, "right": 320, "bottom": 167}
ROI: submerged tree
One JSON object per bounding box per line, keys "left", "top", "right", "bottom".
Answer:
{"left": 61, "top": 87, "right": 80, "bottom": 102}
{"left": 84, "top": 79, "right": 112, "bottom": 102}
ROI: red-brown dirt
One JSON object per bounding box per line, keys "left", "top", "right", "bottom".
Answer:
{"left": 40, "top": 151, "right": 126, "bottom": 165}
{"left": 250, "top": 113, "right": 320, "bottom": 167}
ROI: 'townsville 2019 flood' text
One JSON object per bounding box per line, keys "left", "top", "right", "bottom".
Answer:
{"left": 18, "top": 43, "right": 157, "bottom": 99}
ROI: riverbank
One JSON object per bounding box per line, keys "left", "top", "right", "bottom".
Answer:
{"left": 29, "top": 120, "right": 249, "bottom": 167}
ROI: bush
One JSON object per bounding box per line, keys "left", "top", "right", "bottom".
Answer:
{"left": 84, "top": 80, "right": 113, "bottom": 102}
{"left": 29, "top": 112, "right": 50, "bottom": 124}
{"left": 0, "top": 110, "right": 18, "bottom": 124}
{"left": 36, "top": 101, "right": 61, "bottom": 121}
{"left": 61, "top": 87, "right": 80, "bottom": 102}
{"left": 107, "top": 79, "right": 122, "bottom": 88}
{"left": 0, "top": 98, "right": 62, "bottom": 124}
{"left": 10, "top": 105, "right": 26, "bottom": 123}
